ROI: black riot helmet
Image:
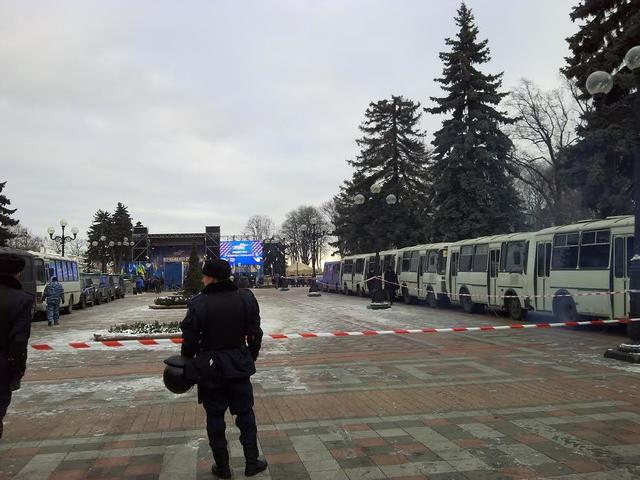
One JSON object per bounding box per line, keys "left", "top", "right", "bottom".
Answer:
{"left": 163, "top": 355, "right": 195, "bottom": 394}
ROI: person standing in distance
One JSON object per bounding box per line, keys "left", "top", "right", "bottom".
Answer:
{"left": 181, "top": 259, "right": 267, "bottom": 478}
{"left": 0, "top": 254, "right": 34, "bottom": 439}
{"left": 42, "top": 276, "right": 64, "bottom": 326}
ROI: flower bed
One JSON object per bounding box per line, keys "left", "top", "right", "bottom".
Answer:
{"left": 154, "top": 294, "right": 188, "bottom": 306}
{"left": 108, "top": 320, "right": 181, "bottom": 335}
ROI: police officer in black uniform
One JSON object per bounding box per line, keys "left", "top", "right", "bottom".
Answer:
{"left": 0, "top": 253, "right": 34, "bottom": 439}
{"left": 181, "top": 259, "right": 267, "bottom": 478}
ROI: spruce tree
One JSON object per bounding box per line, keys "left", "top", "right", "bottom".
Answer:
{"left": 85, "top": 210, "right": 113, "bottom": 271}
{"left": 112, "top": 203, "right": 133, "bottom": 271}
{"left": 561, "top": 0, "right": 639, "bottom": 217}
{"left": 331, "top": 95, "right": 429, "bottom": 255}
{"left": 183, "top": 244, "right": 202, "bottom": 297}
{"left": 0, "top": 181, "right": 19, "bottom": 246}
{"left": 426, "top": 2, "right": 522, "bottom": 242}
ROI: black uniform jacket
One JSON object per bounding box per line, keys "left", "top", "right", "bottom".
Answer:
{"left": 180, "top": 280, "right": 263, "bottom": 375}
{"left": 0, "top": 274, "right": 34, "bottom": 384}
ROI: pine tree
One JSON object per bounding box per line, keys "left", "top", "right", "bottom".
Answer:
{"left": 85, "top": 210, "right": 113, "bottom": 271}
{"left": 561, "top": 0, "right": 639, "bottom": 217}
{"left": 426, "top": 3, "right": 522, "bottom": 242}
{"left": 183, "top": 244, "right": 202, "bottom": 297}
{"left": 111, "top": 203, "right": 133, "bottom": 272}
{"left": 331, "top": 95, "right": 429, "bottom": 254}
{"left": 0, "top": 181, "right": 19, "bottom": 246}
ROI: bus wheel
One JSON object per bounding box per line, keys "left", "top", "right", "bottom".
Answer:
{"left": 402, "top": 288, "right": 412, "bottom": 305}
{"left": 356, "top": 285, "right": 361, "bottom": 297}
{"left": 555, "top": 295, "right": 577, "bottom": 323}
{"left": 65, "top": 297, "right": 74, "bottom": 314}
{"left": 460, "top": 289, "right": 480, "bottom": 314}
{"left": 80, "top": 295, "right": 87, "bottom": 309}
{"left": 507, "top": 296, "right": 525, "bottom": 321}
{"left": 426, "top": 289, "right": 437, "bottom": 308}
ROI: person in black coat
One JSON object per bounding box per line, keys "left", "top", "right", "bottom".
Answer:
{"left": 0, "top": 254, "right": 34, "bottom": 439}
{"left": 384, "top": 266, "right": 399, "bottom": 305}
{"left": 180, "top": 259, "right": 267, "bottom": 479}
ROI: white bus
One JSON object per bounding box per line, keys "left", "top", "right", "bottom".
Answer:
{"left": 530, "top": 215, "right": 633, "bottom": 322}
{"left": 397, "top": 244, "right": 425, "bottom": 304}
{"left": 31, "top": 251, "right": 82, "bottom": 314}
{"left": 420, "top": 243, "right": 451, "bottom": 308}
{"left": 340, "top": 254, "right": 369, "bottom": 295}
{"left": 447, "top": 233, "right": 533, "bottom": 319}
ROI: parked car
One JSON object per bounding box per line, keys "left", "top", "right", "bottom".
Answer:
{"left": 110, "top": 275, "right": 125, "bottom": 299}
{"left": 87, "top": 273, "right": 113, "bottom": 304}
{"left": 77, "top": 275, "right": 96, "bottom": 309}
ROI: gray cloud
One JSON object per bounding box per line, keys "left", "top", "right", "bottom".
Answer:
{"left": 0, "top": 0, "right": 577, "bottom": 238}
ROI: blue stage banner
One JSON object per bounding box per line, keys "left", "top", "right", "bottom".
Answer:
{"left": 220, "top": 241, "right": 263, "bottom": 266}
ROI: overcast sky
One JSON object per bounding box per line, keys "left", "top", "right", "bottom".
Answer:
{"left": 1, "top": 0, "right": 578, "bottom": 239}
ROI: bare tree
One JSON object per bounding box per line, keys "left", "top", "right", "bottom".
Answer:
{"left": 5, "top": 225, "right": 44, "bottom": 252}
{"left": 242, "top": 215, "right": 275, "bottom": 240}
{"left": 279, "top": 206, "right": 330, "bottom": 271}
{"left": 506, "top": 79, "right": 585, "bottom": 227}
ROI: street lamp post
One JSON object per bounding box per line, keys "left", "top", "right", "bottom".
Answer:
{"left": 354, "top": 183, "right": 398, "bottom": 308}
{"left": 91, "top": 235, "right": 108, "bottom": 273}
{"left": 47, "top": 219, "right": 78, "bottom": 257}
{"left": 587, "top": 45, "right": 640, "bottom": 363}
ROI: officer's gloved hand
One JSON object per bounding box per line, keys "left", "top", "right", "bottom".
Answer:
{"left": 9, "top": 377, "right": 21, "bottom": 392}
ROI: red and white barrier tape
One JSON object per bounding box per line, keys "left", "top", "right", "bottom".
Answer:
{"left": 29, "top": 318, "right": 627, "bottom": 351}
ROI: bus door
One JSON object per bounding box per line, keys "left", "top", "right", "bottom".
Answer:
{"left": 449, "top": 251, "right": 459, "bottom": 302}
{"left": 535, "top": 242, "right": 552, "bottom": 311}
{"left": 488, "top": 248, "right": 500, "bottom": 307}
{"left": 612, "top": 235, "right": 633, "bottom": 319}
{"left": 417, "top": 254, "right": 424, "bottom": 298}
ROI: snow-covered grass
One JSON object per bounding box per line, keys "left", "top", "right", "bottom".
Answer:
{"left": 108, "top": 320, "right": 180, "bottom": 334}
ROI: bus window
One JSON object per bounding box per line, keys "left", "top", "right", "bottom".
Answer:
{"left": 55, "top": 260, "right": 64, "bottom": 280}
{"left": 355, "top": 258, "right": 364, "bottom": 274}
{"left": 35, "top": 259, "right": 46, "bottom": 284}
{"left": 472, "top": 244, "right": 488, "bottom": 272}
{"left": 437, "top": 250, "right": 446, "bottom": 275}
{"left": 614, "top": 237, "right": 624, "bottom": 278}
{"left": 504, "top": 241, "right": 526, "bottom": 273}
{"left": 552, "top": 233, "right": 579, "bottom": 269}
{"left": 579, "top": 230, "right": 610, "bottom": 269}
{"left": 427, "top": 251, "right": 438, "bottom": 273}
{"left": 71, "top": 262, "right": 78, "bottom": 281}
{"left": 409, "top": 252, "right": 420, "bottom": 272}
{"left": 401, "top": 252, "right": 411, "bottom": 272}
{"left": 459, "top": 246, "right": 473, "bottom": 272}
{"left": 627, "top": 237, "right": 634, "bottom": 278}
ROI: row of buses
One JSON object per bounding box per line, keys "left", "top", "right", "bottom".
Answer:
{"left": 321, "top": 216, "right": 634, "bottom": 322}
{"left": 1, "top": 248, "right": 83, "bottom": 317}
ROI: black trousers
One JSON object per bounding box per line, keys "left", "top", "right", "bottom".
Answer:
{"left": 200, "top": 377, "right": 257, "bottom": 453}
{"left": 0, "top": 384, "right": 11, "bottom": 439}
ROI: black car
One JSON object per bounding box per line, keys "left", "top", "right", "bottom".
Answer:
{"left": 77, "top": 275, "right": 96, "bottom": 309}
{"left": 88, "top": 273, "right": 113, "bottom": 304}
{"left": 110, "top": 275, "right": 125, "bottom": 299}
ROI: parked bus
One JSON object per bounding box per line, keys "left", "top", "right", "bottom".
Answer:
{"left": 447, "top": 233, "right": 533, "bottom": 319}
{"left": 31, "top": 252, "right": 81, "bottom": 314}
{"left": 340, "top": 253, "right": 368, "bottom": 295}
{"left": 321, "top": 261, "right": 341, "bottom": 293}
{"left": 397, "top": 244, "right": 425, "bottom": 304}
{"left": 420, "top": 243, "right": 450, "bottom": 308}
{"left": 530, "top": 215, "right": 633, "bottom": 322}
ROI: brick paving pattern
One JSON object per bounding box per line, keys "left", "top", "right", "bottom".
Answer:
{"left": 1, "top": 289, "right": 639, "bottom": 479}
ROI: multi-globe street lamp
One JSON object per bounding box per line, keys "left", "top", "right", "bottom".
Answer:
{"left": 586, "top": 45, "right": 640, "bottom": 362}
{"left": 47, "top": 219, "right": 78, "bottom": 257}
{"left": 354, "top": 182, "right": 398, "bottom": 306}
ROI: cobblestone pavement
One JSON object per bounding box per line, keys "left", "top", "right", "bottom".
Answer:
{"left": 1, "top": 289, "right": 639, "bottom": 479}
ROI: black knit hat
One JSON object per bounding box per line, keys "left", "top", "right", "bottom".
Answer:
{"left": 202, "top": 259, "right": 231, "bottom": 280}
{"left": 0, "top": 253, "right": 26, "bottom": 275}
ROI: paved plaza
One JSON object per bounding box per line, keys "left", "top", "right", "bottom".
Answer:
{"left": 1, "top": 289, "right": 639, "bottom": 479}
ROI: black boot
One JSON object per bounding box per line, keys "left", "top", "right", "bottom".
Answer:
{"left": 211, "top": 448, "right": 232, "bottom": 479}
{"left": 243, "top": 443, "right": 268, "bottom": 477}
